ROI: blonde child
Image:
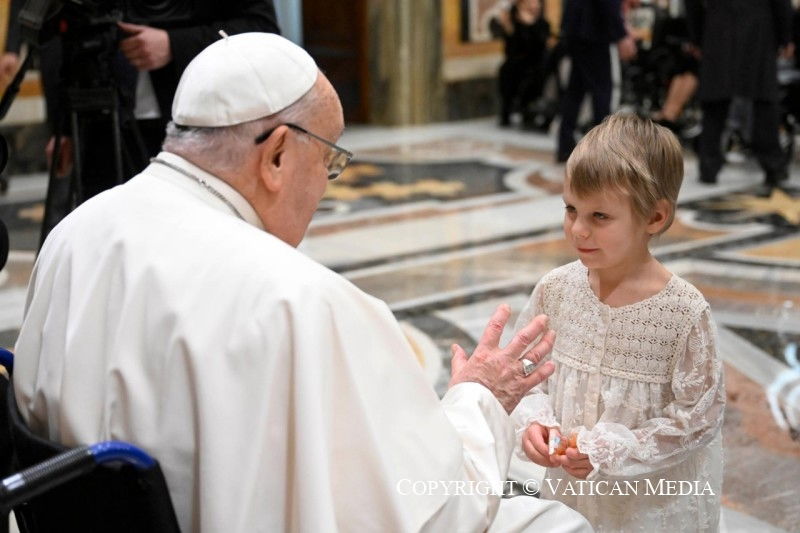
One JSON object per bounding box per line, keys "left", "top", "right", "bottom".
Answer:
{"left": 513, "top": 113, "right": 724, "bottom": 531}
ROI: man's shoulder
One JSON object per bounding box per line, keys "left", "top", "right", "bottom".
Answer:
{"left": 209, "top": 226, "right": 375, "bottom": 310}
{"left": 245, "top": 237, "right": 351, "bottom": 289}
{"left": 46, "top": 180, "right": 368, "bottom": 308}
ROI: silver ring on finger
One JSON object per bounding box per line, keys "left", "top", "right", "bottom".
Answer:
{"left": 521, "top": 358, "right": 535, "bottom": 376}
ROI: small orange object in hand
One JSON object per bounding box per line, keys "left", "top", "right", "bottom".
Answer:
{"left": 548, "top": 430, "right": 578, "bottom": 455}
{"left": 568, "top": 433, "right": 578, "bottom": 449}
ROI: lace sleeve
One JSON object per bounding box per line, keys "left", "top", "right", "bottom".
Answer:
{"left": 510, "top": 281, "right": 560, "bottom": 446}
{"left": 576, "top": 308, "right": 725, "bottom": 479}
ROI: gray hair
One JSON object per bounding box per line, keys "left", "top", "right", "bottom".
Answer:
{"left": 161, "top": 79, "right": 323, "bottom": 174}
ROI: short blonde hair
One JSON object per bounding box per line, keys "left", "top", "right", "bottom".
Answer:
{"left": 566, "top": 112, "right": 683, "bottom": 234}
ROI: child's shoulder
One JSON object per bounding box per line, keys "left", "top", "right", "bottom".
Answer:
{"left": 662, "top": 273, "right": 710, "bottom": 317}
{"left": 539, "top": 260, "right": 584, "bottom": 289}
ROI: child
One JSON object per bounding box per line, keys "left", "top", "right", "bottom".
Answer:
{"left": 490, "top": 0, "right": 551, "bottom": 126}
{"left": 513, "top": 113, "right": 724, "bottom": 531}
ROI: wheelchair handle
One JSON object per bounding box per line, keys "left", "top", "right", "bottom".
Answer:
{"left": 0, "top": 441, "right": 156, "bottom": 512}
{"left": 90, "top": 441, "right": 156, "bottom": 469}
{"left": 0, "top": 348, "right": 12, "bottom": 375}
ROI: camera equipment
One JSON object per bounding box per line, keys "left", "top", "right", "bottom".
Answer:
{"left": 0, "top": 218, "right": 7, "bottom": 271}
{"left": 1, "top": 0, "right": 192, "bottom": 248}
{"left": 1, "top": 1, "right": 145, "bottom": 246}
{"left": 0, "top": 216, "right": 7, "bottom": 271}
{"left": 0, "top": 133, "right": 7, "bottom": 270}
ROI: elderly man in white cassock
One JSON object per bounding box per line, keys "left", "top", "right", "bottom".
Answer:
{"left": 13, "top": 33, "right": 592, "bottom": 532}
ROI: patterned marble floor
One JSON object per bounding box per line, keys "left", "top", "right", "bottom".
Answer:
{"left": 1, "top": 119, "right": 799, "bottom": 532}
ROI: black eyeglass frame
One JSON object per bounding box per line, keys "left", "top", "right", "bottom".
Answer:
{"left": 254, "top": 123, "right": 353, "bottom": 180}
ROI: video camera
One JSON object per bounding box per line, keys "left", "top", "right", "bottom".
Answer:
{"left": 2, "top": 0, "right": 195, "bottom": 248}
{"left": 0, "top": 135, "right": 8, "bottom": 271}
{"left": 15, "top": 0, "right": 194, "bottom": 79}
{"left": 18, "top": 0, "right": 193, "bottom": 45}
{"left": 2, "top": 0, "right": 194, "bottom": 118}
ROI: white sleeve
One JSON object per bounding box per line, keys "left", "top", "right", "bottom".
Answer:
{"left": 419, "top": 382, "right": 516, "bottom": 532}
{"left": 575, "top": 308, "right": 726, "bottom": 479}
{"left": 424, "top": 385, "right": 592, "bottom": 533}
{"left": 290, "top": 276, "right": 520, "bottom": 532}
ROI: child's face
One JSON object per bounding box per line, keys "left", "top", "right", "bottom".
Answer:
{"left": 562, "top": 180, "right": 653, "bottom": 271}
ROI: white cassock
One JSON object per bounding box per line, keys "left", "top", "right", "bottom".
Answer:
{"left": 14, "top": 153, "right": 591, "bottom": 533}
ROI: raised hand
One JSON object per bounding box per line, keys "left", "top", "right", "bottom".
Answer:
{"left": 449, "top": 304, "right": 556, "bottom": 413}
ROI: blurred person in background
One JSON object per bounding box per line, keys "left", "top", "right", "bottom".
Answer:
{"left": 686, "top": 0, "right": 794, "bottom": 186}
{"left": 556, "top": 0, "right": 637, "bottom": 162}
{"left": 490, "top": 0, "right": 551, "bottom": 127}
{"left": 649, "top": 2, "right": 700, "bottom": 131}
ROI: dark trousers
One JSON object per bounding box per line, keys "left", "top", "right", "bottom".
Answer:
{"left": 699, "top": 99, "right": 786, "bottom": 184}
{"left": 557, "top": 41, "right": 613, "bottom": 159}
{"left": 498, "top": 60, "right": 544, "bottom": 123}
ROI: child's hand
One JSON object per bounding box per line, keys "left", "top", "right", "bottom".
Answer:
{"left": 522, "top": 423, "right": 560, "bottom": 467}
{"left": 554, "top": 447, "right": 593, "bottom": 479}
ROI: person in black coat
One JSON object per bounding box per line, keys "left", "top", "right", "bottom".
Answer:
{"left": 37, "top": 0, "right": 280, "bottom": 199}
{"left": 0, "top": 0, "right": 278, "bottom": 240}
{"left": 117, "top": 2, "right": 280, "bottom": 137}
{"left": 686, "top": 0, "right": 794, "bottom": 186}
{"left": 19, "top": 0, "right": 280, "bottom": 240}
{"left": 556, "top": 0, "right": 636, "bottom": 162}
{"left": 490, "top": 0, "right": 551, "bottom": 126}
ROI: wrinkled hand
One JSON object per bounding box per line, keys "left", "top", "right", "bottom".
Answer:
{"left": 449, "top": 304, "right": 556, "bottom": 413}
{"left": 45, "top": 136, "right": 74, "bottom": 178}
{"left": 617, "top": 35, "right": 637, "bottom": 62}
{"left": 522, "top": 423, "right": 560, "bottom": 468}
{"left": 118, "top": 22, "right": 172, "bottom": 71}
{"left": 554, "top": 446, "right": 593, "bottom": 479}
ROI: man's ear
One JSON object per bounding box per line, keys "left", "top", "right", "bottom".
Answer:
{"left": 647, "top": 199, "right": 671, "bottom": 235}
{"left": 257, "top": 125, "right": 290, "bottom": 193}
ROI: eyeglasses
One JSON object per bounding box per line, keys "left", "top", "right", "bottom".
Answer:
{"left": 254, "top": 123, "right": 353, "bottom": 180}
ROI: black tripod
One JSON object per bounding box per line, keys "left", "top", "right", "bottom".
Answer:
{"left": 0, "top": 3, "right": 149, "bottom": 248}
{"left": 39, "top": 14, "right": 148, "bottom": 246}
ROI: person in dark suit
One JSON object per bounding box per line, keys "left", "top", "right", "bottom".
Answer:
{"left": 15, "top": 0, "right": 280, "bottom": 240}
{"left": 116, "top": 2, "right": 280, "bottom": 154}
{"left": 39, "top": 0, "right": 280, "bottom": 199}
{"left": 686, "top": 0, "right": 794, "bottom": 186}
{"left": 556, "top": 0, "right": 636, "bottom": 162}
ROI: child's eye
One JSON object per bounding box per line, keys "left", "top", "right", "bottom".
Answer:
{"left": 593, "top": 212, "right": 608, "bottom": 220}
{"left": 564, "top": 205, "right": 576, "bottom": 213}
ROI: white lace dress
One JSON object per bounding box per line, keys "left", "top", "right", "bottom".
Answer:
{"left": 512, "top": 261, "right": 725, "bottom": 532}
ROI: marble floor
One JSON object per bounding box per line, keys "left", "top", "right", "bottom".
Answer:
{"left": 1, "top": 118, "right": 799, "bottom": 532}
